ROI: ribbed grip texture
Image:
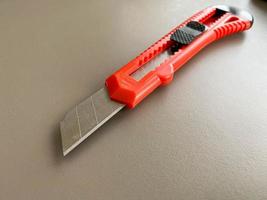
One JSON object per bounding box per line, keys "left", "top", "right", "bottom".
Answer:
{"left": 135, "top": 7, "right": 216, "bottom": 67}
{"left": 214, "top": 21, "right": 248, "bottom": 40}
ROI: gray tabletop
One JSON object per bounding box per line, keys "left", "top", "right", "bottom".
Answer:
{"left": 1, "top": 0, "right": 267, "bottom": 199}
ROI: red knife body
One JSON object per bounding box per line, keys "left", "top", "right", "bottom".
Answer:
{"left": 105, "top": 5, "right": 253, "bottom": 108}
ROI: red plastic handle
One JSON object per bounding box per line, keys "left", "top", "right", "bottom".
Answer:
{"left": 106, "top": 5, "right": 253, "bottom": 108}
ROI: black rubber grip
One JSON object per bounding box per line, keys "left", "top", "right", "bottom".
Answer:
{"left": 170, "top": 21, "right": 206, "bottom": 45}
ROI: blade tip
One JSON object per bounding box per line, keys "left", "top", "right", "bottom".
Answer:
{"left": 63, "top": 150, "right": 69, "bottom": 156}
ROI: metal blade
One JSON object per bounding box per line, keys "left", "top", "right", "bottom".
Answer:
{"left": 60, "top": 49, "right": 170, "bottom": 156}
{"left": 60, "top": 87, "right": 124, "bottom": 156}
{"left": 131, "top": 51, "right": 170, "bottom": 80}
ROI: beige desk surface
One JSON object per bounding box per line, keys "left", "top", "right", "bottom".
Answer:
{"left": 1, "top": 0, "right": 267, "bottom": 199}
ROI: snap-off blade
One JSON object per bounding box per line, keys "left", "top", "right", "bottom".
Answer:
{"left": 60, "top": 87, "right": 124, "bottom": 156}
{"left": 60, "top": 51, "right": 170, "bottom": 155}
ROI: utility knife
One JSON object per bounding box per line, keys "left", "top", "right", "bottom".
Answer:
{"left": 60, "top": 5, "right": 253, "bottom": 156}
